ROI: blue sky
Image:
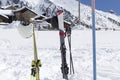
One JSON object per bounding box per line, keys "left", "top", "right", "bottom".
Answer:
{"left": 80, "top": 0, "right": 120, "bottom": 15}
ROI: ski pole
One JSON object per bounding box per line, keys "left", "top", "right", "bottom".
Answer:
{"left": 91, "top": 0, "right": 97, "bottom": 80}
{"left": 66, "top": 27, "right": 74, "bottom": 74}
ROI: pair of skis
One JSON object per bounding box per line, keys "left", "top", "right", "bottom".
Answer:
{"left": 57, "top": 10, "right": 74, "bottom": 80}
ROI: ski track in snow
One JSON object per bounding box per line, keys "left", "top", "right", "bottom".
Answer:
{"left": 0, "top": 29, "right": 120, "bottom": 80}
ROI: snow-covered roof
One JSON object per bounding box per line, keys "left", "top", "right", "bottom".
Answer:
{"left": 64, "top": 20, "right": 71, "bottom": 25}
{"left": 13, "top": 6, "right": 27, "bottom": 12}
{"left": 1, "top": 5, "right": 11, "bottom": 9}
{"left": 0, "top": 9, "right": 13, "bottom": 16}
{"left": 14, "top": 7, "right": 37, "bottom": 15}
{"left": 34, "top": 14, "right": 48, "bottom": 19}
{"left": 0, "top": 14, "right": 9, "bottom": 19}
{"left": 1, "top": 4, "right": 19, "bottom": 10}
{"left": 1, "top": 5, "right": 13, "bottom": 9}
{"left": 0, "top": 22, "right": 9, "bottom": 25}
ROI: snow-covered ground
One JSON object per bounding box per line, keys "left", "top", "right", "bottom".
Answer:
{"left": 1, "top": 27, "right": 120, "bottom": 80}
{"left": 0, "top": 0, "right": 120, "bottom": 79}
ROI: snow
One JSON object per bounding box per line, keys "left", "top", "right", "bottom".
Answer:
{"left": 0, "top": 0, "right": 120, "bottom": 80}
{"left": 49, "top": 0, "right": 120, "bottom": 29}
{"left": 13, "top": 6, "right": 37, "bottom": 15}
{"left": 0, "top": 0, "right": 7, "bottom": 6}
{"left": 1, "top": 5, "right": 13, "bottom": 9}
{"left": 1, "top": 22, "right": 120, "bottom": 80}
{"left": 34, "top": 15, "right": 47, "bottom": 19}
{"left": 21, "top": 0, "right": 40, "bottom": 6}
{"left": 0, "top": 14, "right": 9, "bottom": 19}
{"left": 0, "top": 9, "right": 13, "bottom": 15}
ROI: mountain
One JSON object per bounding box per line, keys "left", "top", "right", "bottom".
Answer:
{"left": 0, "top": 0, "right": 120, "bottom": 30}
{"left": 49, "top": 0, "right": 120, "bottom": 30}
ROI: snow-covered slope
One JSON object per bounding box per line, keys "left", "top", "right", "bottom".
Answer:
{"left": 1, "top": 25, "right": 120, "bottom": 80}
{"left": 49, "top": 0, "right": 120, "bottom": 29}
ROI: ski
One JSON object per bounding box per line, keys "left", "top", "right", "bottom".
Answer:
{"left": 57, "top": 10, "right": 69, "bottom": 80}
{"left": 30, "top": 23, "right": 42, "bottom": 80}
{"left": 17, "top": 21, "right": 42, "bottom": 80}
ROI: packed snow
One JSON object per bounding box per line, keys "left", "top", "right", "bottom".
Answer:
{"left": 0, "top": 9, "right": 13, "bottom": 16}
{"left": 1, "top": 22, "right": 120, "bottom": 80}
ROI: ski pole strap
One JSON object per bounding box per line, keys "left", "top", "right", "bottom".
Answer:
{"left": 59, "top": 32, "right": 66, "bottom": 37}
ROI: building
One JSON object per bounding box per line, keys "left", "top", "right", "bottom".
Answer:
{"left": 33, "top": 14, "right": 51, "bottom": 30}
{"left": 0, "top": 14, "right": 9, "bottom": 23}
{"left": 34, "top": 14, "right": 47, "bottom": 20}
{"left": 45, "top": 16, "right": 71, "bottom": 29}
{"left": 14, "top": 7, "right": 37, "bottom": 25}
{"left": 0, "top": 9, "right": 14, "bottom": 23}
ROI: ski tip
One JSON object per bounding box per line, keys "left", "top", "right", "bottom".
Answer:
{"left": 57, "top": 10, "right": 63, "bottom": 15}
